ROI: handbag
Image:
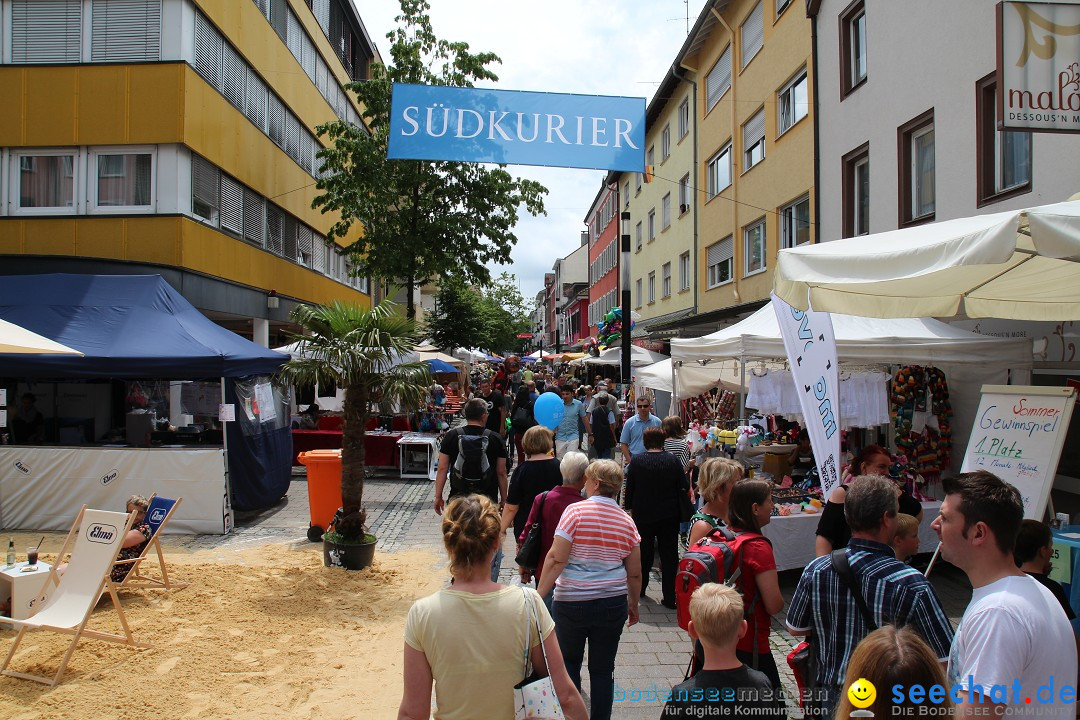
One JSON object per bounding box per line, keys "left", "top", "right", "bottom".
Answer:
{"left": 786, "top": 636, "right": 817, "bottom": 710}
{"left": 674, "top": 472, "right": 695, "bottom": 523}
{"left": 514, "top": 492, "right": 548, "bottom": 569}
{"left": 514, "top": 588, "right": 565, "bottom": 720}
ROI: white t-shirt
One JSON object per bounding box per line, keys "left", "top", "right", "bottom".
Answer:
{"left": 948, "top": 574, "right": 1077, "bottom": 717}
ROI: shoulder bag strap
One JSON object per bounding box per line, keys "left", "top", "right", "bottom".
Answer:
{"left": 534, "top": 491, "right": 548, "bottom": 532}
{"left": 522, "top": 587, "right": 551, "bottom": 676}
{"left": 830, "top": 549, "right": 878, "bottom": 630}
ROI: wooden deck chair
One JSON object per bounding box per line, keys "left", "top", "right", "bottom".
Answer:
{"left": 115, "top": 495, "right": 189, "bottom": 591}
{"left": 1, "top": 506, "right": 150, "bottom": 686}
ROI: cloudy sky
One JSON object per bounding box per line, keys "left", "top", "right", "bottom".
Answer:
{"left": 354, "top": 0, "right": 707, "bottom": 303}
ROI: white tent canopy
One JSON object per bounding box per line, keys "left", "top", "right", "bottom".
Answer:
{"left": 576, "top": 345, "right": 668, "bottom": 367}
{"left": 0, "top": 318, "right": 83, "bottom": 355}
{"left": 773, "top": 199, "right": 1080, "bottom": 320}
{"left": 670, "top": 305, "right": 1033, "bottom": 367}
{"left": 637, "top": 358, "right": 787, "bottom": 395}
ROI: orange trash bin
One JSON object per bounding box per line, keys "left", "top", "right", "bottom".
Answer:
{"left": 297, "top": 449, "right": 343, "bottom": 542}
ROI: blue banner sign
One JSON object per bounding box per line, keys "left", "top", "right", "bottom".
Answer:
{"left": 388, "top": 83, "right": 645, "bottom": 172}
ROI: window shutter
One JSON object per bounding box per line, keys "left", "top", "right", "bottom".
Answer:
{"left": 220, "top": 176, "right": 244, "bottom": 235}
{"left": 299, "top": 132, "right": 314, "bottom": 173}
{"left": 268, "top": 94, "right": 285, "bottom": 147}
{"left": 286, "top": 11, "right": 304, "bottom": 60}
{"left": 285, "top": 113, "right": 301, "bottom": 162}
{"left": 254, "top": 0, "right": 270, "bottom": 19}
{"left": 12, "top": 0, "right": 82, "bottom": 63}
{"left": 741, "top": 2, "right": 764, "bottom": 68}
{"left": 281, "top": 216, "right": 299, "bottom": 261}
{"left": 194, "top": 12, "right": 223, "bottom": 88}
{"left": 243, "top": 190, "right": 265, "bottom": 246}
{"left": 312, "top": 235, "right": 327, "bottom": 273}
{"left": 270, "top": 0, "right": 288, "bottom": 42}
{"left": 266, "top": 205, "right": 283, "bottom": 255}
{"left": 313, "top": 0, "right": 331, "bottom": 34}
{"left": 297, "top": 226, "right": 313, "bottom": 267}
{"left": 301, "top": 35, "right": 317, "bottom": 83}
{"left": 192, "top": 156, "right": 220, "bottom": 212}
{"left": 708, "top": 237, "right": 733, "bottom": 266}
{"left": 91, "top": 0, "right": 160, "bottom": 62}
{"left": 221, "top": 44, "right": 246, "bottom": 111}
{"left": 743, "top": 109, "right": 765, "bottom": 148}
{"left": 706, "top": 46, "right": 731, "bottom": 111}
{"left": 245, "top": 71, "right": 266, "bottom": 131}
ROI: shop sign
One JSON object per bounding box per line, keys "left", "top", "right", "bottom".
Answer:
{"left": 998, "top": 2, "right": 1080, "bottom": 132}
{"left": 388, "top": 83, "right": 645, "bottom": 171}
{"left": 516, "top": 333, "right": 534, "bottom": 339}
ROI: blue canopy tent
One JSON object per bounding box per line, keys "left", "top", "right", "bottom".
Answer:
{"left": 425, "top": 358, "right": 458, "bottom": 374}
{"left": 0, "top": 274, "right": 291, "bottom": 516}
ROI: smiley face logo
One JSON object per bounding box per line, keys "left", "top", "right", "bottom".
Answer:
{"left": 847, "top": 677, "right": 876, "bottom": 709}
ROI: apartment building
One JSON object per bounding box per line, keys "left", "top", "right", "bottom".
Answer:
{"left": 621, "top": 65, "right": 698, "bottom": 340}
{"left": 683, "top": 0, "right": 814, "bottom": 327}
{"left": 585, "top": 182, "right": 619, "bottom": 343}
{"left": 0, "top": 0, "right": 377, "bottom": 347}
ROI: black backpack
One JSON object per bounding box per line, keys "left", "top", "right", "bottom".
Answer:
{"left": 591, "top": 405, "right": 613, "bottom": 444}
{"left": 511, "top": 399, "right": 535, "bottom": 431}
{"left": 449, "top": 431, "right": 496, "bottom": 499}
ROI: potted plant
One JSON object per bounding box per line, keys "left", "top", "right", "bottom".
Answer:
{"left": 279, "top": 301, "right": 431, "bottom": 570}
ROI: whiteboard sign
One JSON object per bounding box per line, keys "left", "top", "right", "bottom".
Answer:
{"left": 961, "top": 385, "right": 1076, "bottom": 519}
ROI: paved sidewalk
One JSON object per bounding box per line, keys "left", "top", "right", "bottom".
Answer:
{"left": 202, "top": 473, "right": 974, "bottom": 719}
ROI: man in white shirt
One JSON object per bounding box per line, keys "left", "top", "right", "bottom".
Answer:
{"left": 932, "top": 470, "right": 1077, "bottom": 718}
{"left": 619, "top": 398, "right": 661, "bottom": 466}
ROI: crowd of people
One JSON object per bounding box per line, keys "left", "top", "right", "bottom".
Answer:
{"left": 401, "top": 382, "right": 1078, "bottom": 718}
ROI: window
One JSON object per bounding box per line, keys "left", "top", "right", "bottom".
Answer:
{"left": 647, "top": 146, "right": 655, "bottom": 169}
{"left": 679, "top": 98, "right": 690, "bottom": 139}
{"left": 840, "top": 0, "right": 867, "bottom": 97}
{"left": 635, "top": 279, "right": 643, "bottom": 308}
{"left": 679, "top": 252, "right": 691, "bottom": 291}
{"left": 679, "top": 174, "right": 690, "bottom": 214}
{"left": 661, "top": 125, "right": 671, "bottom": 162}
{"left": 743, "top": 109, "right": 766, "bottom": 171}
{"left": 744, "top": 219, "right": 766, "bottom": 275}
{"left": 778, "top": 71, "right": 808, "bottom": 135}
{"left": 661, "top": 194, "right": 671, "bottom": 230}
{"left": 662, "top": 263, "right": 672, "bottom": 299}
{"left": 623, "top": 181, "right": 630, "bottom": 209}
{"left": 94, "top": 152, "right": 153, "bottom": 209}
{"left": 706, "top": 46, "right": 732, "bottom": 112}
{"left": 842, "top": 143, "right": 870, "bottom": 237}
{"left": 780, "top": 195, "right": 810, "bottom": 248}
{"left": 15, "top": 152, "right": 76, "bottom": 210}
{"left": 898, "top": 109, "right": 935, "bottom": 225}
{"left": 11, "top": 0, "right": 83, "bottom": 63}
{"left": 91, "top": 0, "right": 161, "bottom": 62}
{"left": 741, "top": 2, "right": 764, "bottom": 69}
{"left": 707, "top": 237, "right": 734, "bottom": 288}
{"left": 648, "top": 209, "right": 656, "bottom": 241}
{"left": 976, "top": 73, "right": 1032, "bottom": 206}
{"left": 192, "top": 155, "right": 221, "bottom": 223}
{"left": 707, "top": 144, "right": 732, "bottom": 198}
{"left": 648, "top": 272, "right": 656, "bottom": 304}
{"left": 776, "top": 0, "right": 793, "bottom": 16}
{"left": 636, "top": 221, "right": 643, "bottom": 251}
{"left": 636, "top": 172, "right": 642, "bottom": 194}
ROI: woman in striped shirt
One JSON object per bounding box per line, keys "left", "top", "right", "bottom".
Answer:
{"left": 537, "top": 459, "right": 642, "bottom": 720}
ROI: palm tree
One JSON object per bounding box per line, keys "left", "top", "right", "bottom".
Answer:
{"left": 278, "top": 301, "right": 431, "bottom": 539}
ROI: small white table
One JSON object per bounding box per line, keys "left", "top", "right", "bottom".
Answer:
{"left": 397, "top": 433, "right": 440, "bottom": 480}
{"left": 1, "top": 561, "right": 52, "bottom": 622}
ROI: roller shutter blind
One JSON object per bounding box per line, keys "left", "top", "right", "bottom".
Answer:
{"left": 91, "top": 0, "right": 160, "bottom": 62}
{"left": 743, "top": 109, "right": 766, "bottom": 150}
{"left": 12, "top": 0, "right": 82, "bottom": 63}
{"left": 194, "top": 13, "right": 223, "bottom": 88}
{"left": 220, "top": 176, "right": 244, "bottom": 235}
{"left": 708, "top": 237, "right": 733, "bottom": 265}
{"left": 741, "top": 2, "right": 764, "bottom": 68}
{"left": 192, "top": 156, "right": 220, "bottom": 221}
{"left": 243, "top": 190, "right": 266, "bottom": 246}
{"left": 706, "top": 46, "right": 731, "bottom": 111}
{"left": 245, "top": 71, "right": 267, "bottom": 131}
{"left": 221, "top": 44, "right": 246, "bottom": 111}
{"left": 266, "top": 205, "right": 284, "bottom": 255}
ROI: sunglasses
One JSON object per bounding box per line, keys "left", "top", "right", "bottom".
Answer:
{"left": 637, "top": 404, "right": 651, "bottom": 409}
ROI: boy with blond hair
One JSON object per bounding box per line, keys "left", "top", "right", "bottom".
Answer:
{"left": 661, "top": 584, "right": 786, "bottom": 718}
{"left": 892, "top": 512, "right": 921, "bottom": 563}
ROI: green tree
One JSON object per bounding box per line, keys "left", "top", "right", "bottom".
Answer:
{"left": 426, "top": 277, "right": 486, "bottom": 352}
{"left": 312, "top": 0, "right": 547, "bottom": 319}
{"left": 478, "top": 272, "right": 531, "bottom": 353}
{"left": 278, "top": 301, "right": 431, "bottom": 540}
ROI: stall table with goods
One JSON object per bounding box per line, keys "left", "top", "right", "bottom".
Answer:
{"left": 291, "top": 429, "right": 403, "bottom": 468}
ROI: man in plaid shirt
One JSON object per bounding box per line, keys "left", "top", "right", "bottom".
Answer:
{"left": 786, "top": 475, "right": 953, "bottom": 718}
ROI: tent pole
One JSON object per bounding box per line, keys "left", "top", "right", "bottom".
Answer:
{"left": 739, "top": 354, "right": 746, "bottom": 422}
{"left": 220, "top": 377, "right": 232, "bottom": 534}
{"left": 671, "top": 360, "right": 679, "bottom": 413}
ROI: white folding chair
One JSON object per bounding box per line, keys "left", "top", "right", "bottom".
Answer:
{"left": 1, "top": 506, "right": 150, "bottom": 686}
{"left": 116, "top": 495, "right": 189, "bottom": 592}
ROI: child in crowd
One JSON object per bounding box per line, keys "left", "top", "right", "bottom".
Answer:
{"left": 892, "top": 513, "right": 921, "bottom": 563}
{"left": 661, "top": 584, "right": 786, "bottom": 718}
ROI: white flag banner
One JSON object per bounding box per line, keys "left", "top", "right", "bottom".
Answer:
{"left": 771, "top": 293, "right": 842, "bottom": 498}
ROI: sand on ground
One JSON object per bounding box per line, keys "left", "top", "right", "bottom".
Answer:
{"left": 0, "top": 543, "right": 445, "bottom": 720}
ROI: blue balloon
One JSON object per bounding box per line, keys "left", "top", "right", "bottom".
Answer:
{"left": 533, "top": 392, "right": 565, "bottom": 430}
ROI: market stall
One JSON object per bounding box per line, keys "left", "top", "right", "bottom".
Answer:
{"left": 0, "top": 274, "right": 289, "bottom": 533}
{"left": 670, "top": 305, "right": 1034, "bottom": 472}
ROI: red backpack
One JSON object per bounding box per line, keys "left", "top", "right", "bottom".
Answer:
{"left": 674, "top": 526, "right": 765, "bottom": 631}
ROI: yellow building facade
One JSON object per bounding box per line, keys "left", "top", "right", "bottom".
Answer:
{"left": 624, "top": 73, "right": 697, "bottom": 335}
{"left": 684, "top": 0, "right": 815, "bottom": 321}
{"left": 0, "top": 0, "right": 375, "bottom": 345}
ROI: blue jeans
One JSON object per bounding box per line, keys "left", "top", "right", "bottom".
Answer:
{"left": 553, "top": 594, "right": 627, "bottom": 720}
{"left": 490, "top": 547, "right": 503, "bottom": 582}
